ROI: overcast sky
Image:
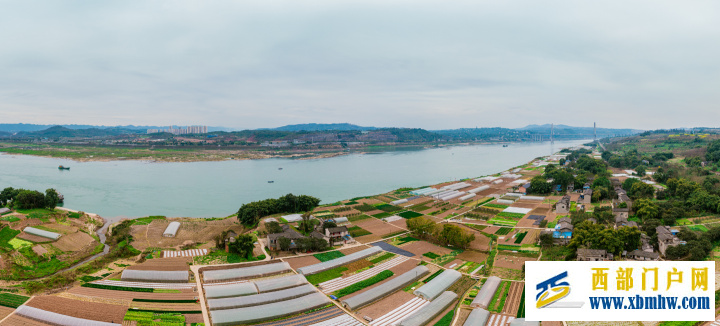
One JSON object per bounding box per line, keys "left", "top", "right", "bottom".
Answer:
{"left": 1, "top": 0, "right": 719, "bottom": 130}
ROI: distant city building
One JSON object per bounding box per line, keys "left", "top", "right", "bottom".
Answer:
{"left": 147, "top": 126, "right": 207, "bottom": 135}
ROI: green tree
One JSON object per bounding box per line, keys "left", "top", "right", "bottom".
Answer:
{"left": 298, "top": 211, "right": 315, "bottom": 234}
{"left": 0, "top": 187, "right": 18, "bottom": 206}
{"left": 265, "top": 221, "right": 283, "bottom": 234}
{"left": 707, "top": 140, "right": 720, "bottom": 162}
{"left": 437, "top": 224, "right": 475, "bottom": 249}
{"left": 407, "top": 216, "right": 439, "bottom": 240}
{"left": 635, "top": 165, "right": 646, "bottom": 177}
{"left": 617, "top": 226, "right": 641, "bottom": 252}
{"left": 539, "top": 232, "right": 553, "bottom": 247}
{"left": 278, "top": 236, "right": 292, "bottom": 251}
{"left": 634, "top": 199, "right": 659, "bottom": 221}
{"left": 44, "top": 188, "right": 60, "bottom": 209}
{"left": 14, "top": 190, "right": 45, "bottom": 209}
{"left": 629, "top": 182, "right": 655, "bottom": 200}
{"left": 529, "top": 176, "right": 552, "bottom": 194}
{"left": 228, "top": 234, "right": 256, "bottom": 258}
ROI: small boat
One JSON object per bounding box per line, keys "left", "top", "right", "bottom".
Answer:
{"left": 58, "top": 165, "right": 70, "bottom": 170}
{"left": 278, "top": 168, "right": 283, "bottom": 170}
{"left": 268, "top": 181, "right": 274, "bottom": 183}
{"left": 502, "top": 144, "right": 509, "bottom": 147}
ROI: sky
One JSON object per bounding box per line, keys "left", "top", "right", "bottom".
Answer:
{"left": 1, "top": 0, "right": 719, "bottom": 130}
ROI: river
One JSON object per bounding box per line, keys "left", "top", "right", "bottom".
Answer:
{"left": 0, "top": 140, "right": 587, "bottom": 220}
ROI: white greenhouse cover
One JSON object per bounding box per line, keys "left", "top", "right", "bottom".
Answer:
{"left": 23, "top": 227, "right": 60, "bottom": 240}
{"left": 341, "top": 265, "right": 429, "bottom": 310}
{"left": 440, "top": 192, "right": 464, "bottom": 201}
{"left": 391, "top": 199, "right": 408, "bottom": 205}
{"left": 121, "top": 270, "right": 189, "bottom": 283}
{"left": 163, "top": 222, "right": 180, "bottom": 237}
{"left": 471, "top": 276, "right": 501, "bottom": 309}
{"left": 203, "top": 262, "right": 291, "bottom": 282}
{"left": 463, "top": 309, "right": 490, "bottom": 326}
{"left": 467, "top": 185, "right": 490, "bottom": 193}
{"left": 492, "top": 180, "right": 504, "bottom": 184}
{"left": 209, "top": 292, "right": 330, "bottom": 326}
{"left": 519, "top": 196, "right": 544, "bottom": 201}
{"left": 204, "top": 281, "right": 258, "bottom": 299}
{"left": 15, "top": 305, "right": 121, "bottom": 326}
{"left": 206, "top": 284, "right": 316, "bottom": 310}
{"left": 509, "top": 318, "right": 540, "bottom": 326}
{"left": 502, "top": 207, "right": 532, "bottom": 214}
{"left": 496, "top": 199, "right": 514, "bottom": 205}
{"left": 254, "top": 274, "right": 308, "bottom": 293}
{"left": 397, "top": 291, "right": 458, "bottom": 326}
{"left": 458, "top": 193, "right": 476, "bottom": 201}
{"left": 504, "top": 193, "right": 523, "bottom": 197}
{"left": 332, "top": 217, "right": 349, "bottom": 224}
{"left": 297, "top": 247, "right": 382, "bottom": 275}
{"left": 282, "top": 214, "right": 304, "bottom": 222}
{"left": 413, "top": 269, "right": 461, "bottom": 300}
{"left": 475, "top": 176, "right": 499, "bottom": 182}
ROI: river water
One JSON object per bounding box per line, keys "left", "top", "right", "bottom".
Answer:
{"left": 0, "top": 140, "right": 587, "bottom": 220}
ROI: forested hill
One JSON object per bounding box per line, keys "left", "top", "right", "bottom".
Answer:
{"left": 261, "top": 123, "right": 377, "bottom": 131}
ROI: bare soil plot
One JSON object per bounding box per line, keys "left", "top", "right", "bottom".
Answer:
{"left": 283, "top": 255, "right": 321, "bottom": 270}
{"left": 353, "top": 218, "right": 405, "bottom": 237}
{"left": 502, "top": 281, "right": 524, "bottom": 315}
{"left": 404, "top": 197, "right": 431, "bottom": 207}
{"left": 515, "top": 217, "right": 537, "bottom": 228}
{"left": 25, "top": 295, "right": 128, "bottom": 323}
{"left": 457, "top": 225, "right": 491, "bottom": 251}
{"left": 130, "top": 301, "right": 200, "bottom": 311}
{"left": 41, "top": 223, "right": 78, "bottom": 234}
{"left": 356, "top": 290, "right": 416, "bottom": 320}
{"left": 444, "top": 259, "right": 464, "bottom": 269}
{"left": 16, "top": 232, "right": 52, "bottom": 243}
{"left": 388, "top": 218, "right": 408, "bottom": 229}
{"left": 68, "top": 287, "right": 198, "bottom": 300}
{"left": 521, "top": 230, "right": 540, "bottom": 245}
{"left": 400, "top": 241, "right": 452, "bottom": 258}
{"left": 130, "top": 217, "right": 244, "bottom": 251}
{"left": 334, "top": 209, "right": 361, "bottom": 217}
{"left": 456, "top": 250, "right": 489, "bottom": 264}
{"left": 357, "top": 198, "right": 384, "bottom": 205}
{"left": 508, "top": 202, "right": 538, "bottom": 209}
{"left": 0, "top": 306, "right": 14, "bottom": 320}
{"left": 483, "top": 226, "right": 500, "bottom": 235}
{"left": 495, "top": 254, "right": 536, "bottom": 270}
{"left": 54, "top": 231, "right": 95, "bottom": 252}
{"left": 184, "top": 313, "right": 205, "bottom": 324}
{"left": 31, "top": 245, "right": 48, "bottom": 256}
{"left": 126, "top": 257, "right": 192, "bottom": 271}
{"left": 340, "top": 245, "right": 371, "bottom": 255}
{"left": 454, "top": 308, "right": 472, "bottom": 326}
{"left": 354, "top": 234, "right": 382, "bottom": 243}
{"left": 364, "top": 209, "right": 385, "bottom": 216}
{"left": 529, "top": 207, "right": 550, "bottom": 215}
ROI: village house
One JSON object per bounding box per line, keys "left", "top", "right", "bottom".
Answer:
{"left": 626, "top": 249, "right": 660, "bottom": 261}
{"left": 656, "top": 226, "right": 683, "bottom": 256}
{"left": 577, "top": 248, "right": 612, "bottom": 261}
{"left": 578, "top": 188, "right": 593, "bottom": 204}
{"left": 555, "top": 195, "right": 571, "bottom": 214}
{"left": 266, "top": 225, "right": 304, "bottom": 251}
{"left": 640, "top": 234, "right": 654, "bottom": 252}
{"left": 542, "top": 217, "right": 574, "bottom": 245}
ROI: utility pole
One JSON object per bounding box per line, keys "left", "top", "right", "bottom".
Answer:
{"left": 593, "top": 122, "right": 597, "bottom": 144}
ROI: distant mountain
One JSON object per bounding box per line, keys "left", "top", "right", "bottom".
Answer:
{"left": 15, "top": 126, "right": 140, "bottom": 138}
{"left": 0, "top": 124, "right": 232, "bottom": 133}
{"left": 262, "top": 123, "right": 377, "bottom": 132}
{"left": 517, "top": 124, "right": 642, "bottom": 137}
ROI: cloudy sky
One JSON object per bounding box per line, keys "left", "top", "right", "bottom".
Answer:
{"left": 1, "top": 0, "right": 719, "bottom": 130}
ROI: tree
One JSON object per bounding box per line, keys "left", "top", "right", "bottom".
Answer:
{"left": 707, "top": 140, "right": 720, "bottom": 162}
{"left": 629, "top": 182, "right": 655, "bottom": 200}
{"left": 407, "top": 216, "right": 439, "bottom": 240}
{"left": 228, "top": 234, "right": 255, "bottom": 258}
{"left": 236, "top": 193, "right": 321, "bottom": 226}
{"left": 278, "top": 237, "right": 292, "bottom": 251}
{"left": 539, "top": 232, "right": 553, "bottom": 247}
{"left": 529, "top": 176, "right": 552, "bottom": 194}
{"left": 298, "top": 211, "right": 315, "bottom": 234}
{"left": 635, "top": 165, "right": 646, "bottom": 177}
{"left": 617, "top": 226, "right": 641, "bottom": 252}
{"left": 0, "top": 187, "right": 18, "bottom": 206}
{"left": 322, "top": 220, "right": 337, "bottom": 232}
{"left": 634, "top": 199, "right": 659, "bottom": 221}
{"left": 14, "top": 190, "right": 45, "bottom": 209}
{"left": 265, "top": 221, "right": 283, "bottom": 234}
{"left": 437, "top": 224, "right": 475, "bottom": 249}
{"left": 44, "top": 188, "right": 60, "bottom": 209}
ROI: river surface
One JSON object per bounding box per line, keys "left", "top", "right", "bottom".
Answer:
{"left": 0, "top": 140, "right": 587, "bottom": 220}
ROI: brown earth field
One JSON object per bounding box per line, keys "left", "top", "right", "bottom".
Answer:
{"left": 0, "top": 306, "right": 14, "bottom": 320}
{"left": 184, "top": 313, "right": 205, "bottom": 324}
{"left": 482, "top": 226, "right": 500, "bottom": 235}
{"left": 68, "top": 287, "right": 198, "bottom": 300}
{"left": 399, "top": 240, "right": 452, "bottom": 258}
{"left": 521, "top": 230, "right": 540, "bottom": 245}
{"left": 508, "top": 202, "right": 537, "bottom": 209}
{"left": 354, "top": 234, "right": 382, "bottom": 243}
{"left": 389, "top": 218, "right": 408, "bottom": 229}
{"left": 502, "top": 281, "right": 524, "bottom": 315}
{"left": 530, "top": 206, "right": 551, "bottom": 215}
{"left": 444, "top": 259, "right": 464, "bottom": 268}
{"left": 363, "top": 209, "right": 385, "bottom": 216}
{"left": 339, "top": 245, "right": 371, "bottom": 255}
{"left": 16, "top": 232, "right": 53, "bottom": 243}
{"left": 352, "top": 218, "right": 405, "bottom": 237}
{"left": 495, "top": 254, "right": 536, "bottom": 270}
{"left": 456, "top": 250, "right": 489, "bottom": 264}
{"left": 283, "top": 255, "right": 321, "bottom": 270}
{"left": 130, "top": 217, "right": 244, "bottom": 251}
{"left": 54, "top": 231, "right": 96, "bottom": 252}
{"left": 454, "top": 308, "right": 472, "bottom": 326}
{"left": 25, "top": 295, "right": 128, "bottom": 323}
{"left": 40, "top": 223, "right": 78, "bottom": 234}
{"left": 355, "top": 290, "right": 416, "bottom": 319}
{"left": 125, "top": 257, "right": 192, "bottom": 271}
{"left": 456, "top": 225, "right": 490, "bottom": 251}
{"left": 515, "top": 217, "right": 538, "bottom": 228}
{"left": 32, "top": 245, "right": 48, "bottom": 256}
{"left": 357, "top": 198, "right": 384, "bottom": 205}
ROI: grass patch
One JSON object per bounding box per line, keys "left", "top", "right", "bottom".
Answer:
{"left": 8, "top": 238, "right": 33, "bottom": 249}
{"left": 16, "top": 208, "right": 54, "bottom": 220}
{"left": 348, "top": 226, "right": 372, "bottom": 238}
{"left": 484, "top": 203, "right": 509, "bottom": 209}
{"left": 433, "top": 310, "right": 455, "bottom": 326}
{"left": 516, "top": 288, "right": 526, "bottom": 318}
{"left": 394, "top": 236, "right": 419, "bottom": 245}
{"left": 313, "top": 250, "right": 345, "bottom": 262}
{"left": 398, "top": 211, "right": 423, "bottom": 219}
{"left": 82, "top": 283, "right": 154, "bottom": 292}
{"left": 375, "top": 204, "right": 402, "bottom": 212}
{"left": 514, "top": 232, "right": 527, "bottom": 244}
{"left": 488, "top": 217, "right": 518, "bottom": 226}
{"left": 369, "top": 252, "right": 395, "bottom": 264}
{"left": 676, "top": 218, "right": 693, "bottom": 225}
{"left": 68, "top": 212, "right": 81, "bottom": 219}
{"left": 496, "top": 212, "right": 526, "bottom": 219}
{"left": 0, "top": 226, "right": 21, "bottom": 249}
{"left": 423, "top": 269, "right": 444, "bottom": 283}
{"left": 497, "top": 244, "right": 521, "bottom": 251}
{"left": 423, "top": 252, "right": 440, "bottom": 259}
{"left": 495, "top": 227, "right": 513, "bottom": 235}
{"left": 0, "top": 292, "right": 30, "bottom": 308}
{"left": 354, "top": 203, "right": 377, "bottom": 212}
{"left": 306, "top": 266, "right": 348, "bottom": 285}
{"left": 333, "top": 270, "right": 393, "bottom": 298}
{"left": 540, "top": 246, "right": 574, "bottom": 261}
{"left": 79, "top": 275, "right": 103, "bottom": 282}
{"left": 0, "top": 215, "right": 20, "bottom": 222}
{"left": 372, "top": 211, "right": 394, "bottom": 219}
{"left": 123, "top": 310, "right": 185, "bottom": 326}
{"left": 688, "top": 225, "right": 709, "bottom": 232}
{"left": 132, "top": 216, "right": 166, "bottom": 225}
{"left": 348, "top": 214, "right": 371, "bottom": 222}
{"left": 489, "top": 280, "right": 510, "bottom": 313}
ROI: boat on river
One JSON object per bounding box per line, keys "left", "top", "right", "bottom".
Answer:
{"left": 268, "top": 181, "right": 274, "bottom": 183}
{"left": 58, "top": 165, "right": 70, "bottom": 170}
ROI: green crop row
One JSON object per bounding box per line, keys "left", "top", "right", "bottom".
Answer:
{"left": 333, "top": 270, "right": 394, "bottom": 298}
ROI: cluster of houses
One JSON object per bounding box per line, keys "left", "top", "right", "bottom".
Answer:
{"left": 266, "top": 217, "right": 355, "bottom": 252}
{"left": 548, "top": 178, "right": 683, "bottom": 262}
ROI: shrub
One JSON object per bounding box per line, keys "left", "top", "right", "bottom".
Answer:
{"left": 375, "top": 204, "right": 402, "bottom": 212}
{"left": 495, "top": 227, "right": 513, "bottom": 235}
{"left": 423, "top": 252, "right": 440, "bottom": 259}
{"left": 348, "top": 226, "right": 371, "bottom": 237}
{"left": 398, "top": 211, "right": 423, "bottom": 219}
{"left": 313, "top": 250, "right": 345, "bottom": 262}
{"left": 354, "top": 203, "right": 377, "bottom": 212}
{"left": 514, "top": 232, "right": 528, "bottom": 244}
